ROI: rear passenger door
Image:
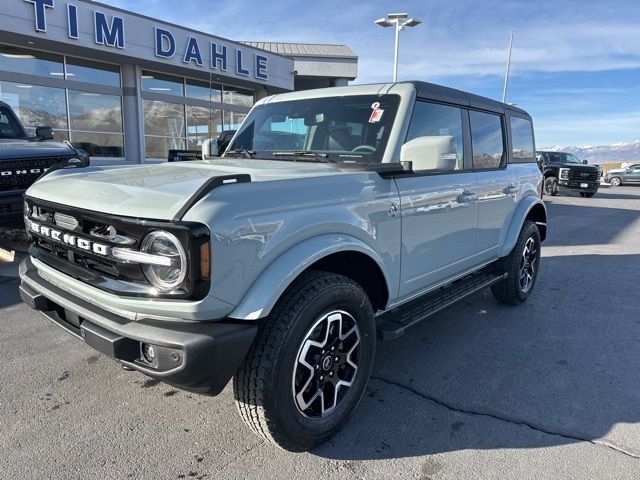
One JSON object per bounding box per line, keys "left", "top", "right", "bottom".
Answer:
{"left": 395, "top": 101, "right": 479, "bottom": 299}
{"left": 470, "top": 110, "right": 518, "bottom": 263}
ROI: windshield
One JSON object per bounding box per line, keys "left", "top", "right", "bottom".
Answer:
{"left": 543, "top": 152, "right": 583, "bottom": 164}
{"left": 227, "top": 94, "right": 401, "bottom": 163}
{"left": 0, "top": 106, "right": 24, "bottom": 139}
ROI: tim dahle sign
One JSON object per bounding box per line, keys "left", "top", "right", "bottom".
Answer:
{"left": 22, "top": 0, "right": 269, "bottom": 81}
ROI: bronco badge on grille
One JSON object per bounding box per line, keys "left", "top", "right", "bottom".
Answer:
{"left": 28, "top": 220, "right": 109, "bottom": 256}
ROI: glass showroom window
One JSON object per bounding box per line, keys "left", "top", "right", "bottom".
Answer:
{"left": 68, "top": 91, "right": 124, "bottom": 157}
{"left": 187, "top": 105, "right": 223, "bottom": 151}
{"left": 222, "top": 86, "right": 254, "bottom": 107}
{"left": 0, "top": 45, "right": 64, "bottom": 79}
{"left": 186, "top": 78, "right": 222, "bottom": 103}
{"left": 142, "top": 71, "right": 184, "bottom": 96}
{"left": 0, "top": 80, "right": 67, "bottom": 141}
{"left": 223, "top": 110, "right": 248, "bottom": 131}
{"left": 65, "top": 57, "right": 121, "bottom": 87}
{"left": 144, "top": 100, "right": 186, "bottom": 159}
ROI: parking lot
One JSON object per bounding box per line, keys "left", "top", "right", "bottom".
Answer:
{"left": 1, "top": 185, "right": 638, "bottom": 479}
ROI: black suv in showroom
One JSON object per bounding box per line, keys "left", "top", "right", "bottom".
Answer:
{"left": 536, "top": 151, "right": 600, "bottom": 198}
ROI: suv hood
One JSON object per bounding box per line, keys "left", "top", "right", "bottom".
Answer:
{"left": 0, "top": 139, "right": 75, "bottom": 159}
{"left": 26, "top": 159, "right": 341, "bottom": 220}
{"left": 606, "top": 168, "right": 626, "bottom": 174}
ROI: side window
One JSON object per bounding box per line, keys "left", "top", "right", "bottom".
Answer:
{"left": 470, "top": 110, "right": 505, "bottom": 169}
{"left": 405, "top": 101, "right": 464, "bottom": 172}
{"left": 510, "top": 116, "right": 534, "bottom": 161}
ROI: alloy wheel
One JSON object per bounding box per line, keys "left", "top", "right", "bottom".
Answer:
{"left": 519, "top": 237, "right": 538, "bottom": 293}
{"left": 292, "top": 310, "right": 361, "bottom": 419}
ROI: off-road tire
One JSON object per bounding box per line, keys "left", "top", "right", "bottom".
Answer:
{"left": 609, "top": 177, "right": 621, "bottom": 187}
{"left": 491, "top": 220, "right": 541, "bottom": 305}
{"left": 233, "top": 271, "right": 376, "bottom": 451}
{"left": 544, "top": 176, "right": 559, "bottom": 196}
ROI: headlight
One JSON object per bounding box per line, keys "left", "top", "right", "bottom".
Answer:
{"left": 140, "top": 230, "right": 187, "bottom": 292}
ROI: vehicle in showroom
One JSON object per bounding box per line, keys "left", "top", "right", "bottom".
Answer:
{"left": 19, "top": 81, "right": 546, "bottom": 451}
{"left": 604, "top": 164, "right": 640, "bottom": 186}
{"left": 536, "top": 151, "right": 600, "bottom": 198}
{"left": 0, "top": 101, "right": 89, "bottom": 219}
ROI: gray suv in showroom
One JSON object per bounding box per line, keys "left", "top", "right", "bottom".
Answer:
{"left": 19, "top": 81, "right": 546, "bottom": 451}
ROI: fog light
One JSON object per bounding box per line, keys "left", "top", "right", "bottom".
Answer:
{"left": 141, "top": 343, "right": 156, "bottom": 363}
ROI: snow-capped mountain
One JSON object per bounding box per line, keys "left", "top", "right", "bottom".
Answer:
{"left": 541, "top": 140, "right": 640, "bottom": 164}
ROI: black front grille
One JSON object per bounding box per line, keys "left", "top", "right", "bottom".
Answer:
{"left": 0, "top": 157, "right": 72, "bottom": 192}
{"left": 25, "top": 197, "right": 210, "bottom": 299}
{"left": 568, "top": 169, "right": 598, "bottom": 182}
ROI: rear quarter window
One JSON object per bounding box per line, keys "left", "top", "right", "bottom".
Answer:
{"left": 510, "top": 116, "right": 535, "bottom": 162}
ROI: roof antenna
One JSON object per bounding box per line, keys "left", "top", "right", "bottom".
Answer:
{"left": 502, "top": 30, "right": 515, "bottom": 103}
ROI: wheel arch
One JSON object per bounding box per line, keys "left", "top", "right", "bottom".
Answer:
{"left": 499, "top": 196, "right": 547, "bottom": 257}
{"left": 228, "top": 234, "right": 392, "bottom": 320}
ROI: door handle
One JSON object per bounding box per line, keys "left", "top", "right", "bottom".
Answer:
{"left": 504, "top": 185, "right": 519, "bottom": 195}
{"left": 457, "top": 191, "right": 478, "bottom": 204}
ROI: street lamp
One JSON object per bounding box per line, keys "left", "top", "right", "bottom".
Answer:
{"left": 375, "top": 13, "right": 422, "bottom": 82}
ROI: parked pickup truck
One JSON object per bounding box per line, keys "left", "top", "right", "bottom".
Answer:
{"left": 536, "top": 151, "right": 600, "bottom": 198}
{"left": 19, "top": 81, "right": 546, "bottom": 451}
{"left": 0, "top": 101, "right": 89, "bottom": 219}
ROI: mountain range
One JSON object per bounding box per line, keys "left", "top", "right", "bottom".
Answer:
{"left": 540, "top": 140, "right": 640, "bottom": 164}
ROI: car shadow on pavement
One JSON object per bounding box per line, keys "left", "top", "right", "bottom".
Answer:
{"left": 543, "top": 203, "right": 640, "bottom": 247}
{"left": 314, "top": 253, "right": 640, "bottom": 460}
{"left": 0, "top": 277, "right": 20, "bottom": 309}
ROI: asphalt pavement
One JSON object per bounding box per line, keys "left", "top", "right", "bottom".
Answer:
{"left": 1, "top": 185, "right": 639, "bottom": 479}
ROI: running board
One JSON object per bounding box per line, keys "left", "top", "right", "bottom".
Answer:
{"left": 376, "top": 271, "right": 507, "bottom": 341}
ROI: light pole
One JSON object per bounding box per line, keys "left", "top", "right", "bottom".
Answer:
{"left": 375, "top": 13, "right": 422, "bottom": 82}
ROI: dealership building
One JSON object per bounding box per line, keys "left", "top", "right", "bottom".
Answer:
{"left": 0, "top": 0, "right": 358, "bottom": 164}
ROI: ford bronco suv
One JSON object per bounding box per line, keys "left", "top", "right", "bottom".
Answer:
{"left": 536, "top": 151, "right": 600, "bottom": 198}
{"left": 19, "top": 81, "right": 546, "bottom": 451}
{"left": 0, "top": 101, "right": 89, "bottom": 219}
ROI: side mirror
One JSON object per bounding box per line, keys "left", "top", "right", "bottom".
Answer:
{"left": 35, "top": 126, "right": 54, "bottom": 141}
{"left": 400, "top": 136, "right": 457, "bottom": 172}
{"left": 202, "top": 138, "right": 219, "bottom": 160}
{"left": 582, "top": 160, "right": 588, "bottom": 164}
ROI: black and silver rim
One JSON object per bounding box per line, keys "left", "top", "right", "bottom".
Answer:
{"left": 520, "top": 237, "right": 538, "bottom": 293}
{"left": 292, "top": 310, "right": 361, "bottom": 419}
{"left": 544, "top": 178, "right": 555, "bottom": 194}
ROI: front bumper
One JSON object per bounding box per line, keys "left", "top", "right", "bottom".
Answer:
{"left": 19, "top": 257, "right": 257, "bottom": 395}
{"left": 558, "top": 180, "right": 599, "bottom": 192}
{"left": 0, "top": 191, "right": 24, "bottom": 217}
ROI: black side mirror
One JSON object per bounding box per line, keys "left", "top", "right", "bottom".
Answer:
{"left": 35, "top": 126, "right": 54, "bottom": 141}
{"left": 582, "top": 160, "right": 588, "bottom": 164}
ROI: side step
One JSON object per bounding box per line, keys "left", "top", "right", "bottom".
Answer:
{"left": 376, "top": 270, "right": 507, "bottom": 341}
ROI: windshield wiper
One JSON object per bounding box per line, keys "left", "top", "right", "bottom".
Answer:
{"left": 225, "top": 148, "right": 256, "bottom": 158}
{"left": 272, "top": 151, "right": 333, "bottom": 162}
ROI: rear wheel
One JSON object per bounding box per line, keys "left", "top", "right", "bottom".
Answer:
{"left": 233, "top": 271, "right": 376, "bottom": 451}
{"left": 609, "top": 177, "right": 622, "bottom": 187}
{"left": 491, "top": 220, "right": 541, "bottom": 305}
{"left": 544, "top": 176, "right": 559, "bottom": 196}
{"left": 580, "top": 192, "right": 596, "bottom": 198}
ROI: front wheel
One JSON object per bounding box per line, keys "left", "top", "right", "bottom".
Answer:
{"left": 491, "top": 220, "right": 541, "bottom": 305}
{"left": 544, "top": 176, "right": 559, "bottom": 196}
{"left": 609, "top": 177, "right": 622, "bottom": 187}
{"left": 233, "top": 271, "right": 376, "bottom": 451}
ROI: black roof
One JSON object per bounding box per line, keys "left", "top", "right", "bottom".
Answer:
{"left": 403, "top": 81, "right": 530, "bottom": 118}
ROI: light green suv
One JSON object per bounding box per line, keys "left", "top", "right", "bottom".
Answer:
{"left": 19, "top": 81, "right": 546, "bottom": 451}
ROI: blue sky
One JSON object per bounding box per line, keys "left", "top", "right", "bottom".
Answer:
{"left": 107, "top": 0, "right": 640, "bottom": 147}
